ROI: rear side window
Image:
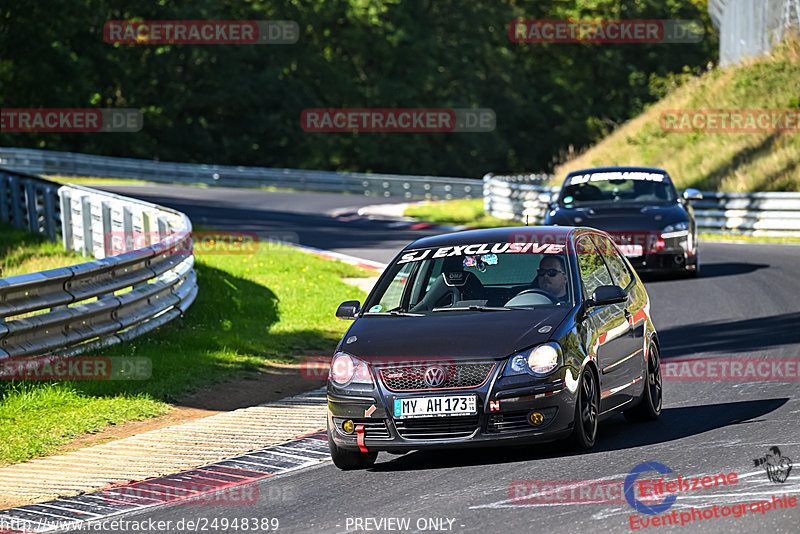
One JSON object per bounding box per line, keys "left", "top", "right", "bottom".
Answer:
{"left": 576, "top": 236, "right": 614, "bottom": 298}
{"left": 591, "top": 235, "right": 632, "bottom": 289}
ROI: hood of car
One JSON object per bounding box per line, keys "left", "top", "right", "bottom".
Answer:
{"left": 338, "top": 308, "right": 572, "bottom": 361}
{"left": 547, "top": 204, "right": 687, "bottom": 231}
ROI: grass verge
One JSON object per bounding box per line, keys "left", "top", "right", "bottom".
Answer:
{"left": 0, "top": 223, "right": 84, "bottom": 276}
{"left": 43, "top": 175, "right": 159, "bottom": 187}
{"left": 0, "top": 230, "right": 372, "bottom": 464}
{"left": 405, "top": 199, "right": 522, "bottom": 228}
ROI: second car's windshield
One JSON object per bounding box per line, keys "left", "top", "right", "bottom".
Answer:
{"left": 364, "top": 244, "right": 573, "bottom": 314}
{"left": 560, "top": 170, "right": 677, "bottom": 208}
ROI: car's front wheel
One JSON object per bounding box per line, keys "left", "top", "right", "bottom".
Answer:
{"left": 327, "top": 421, "right": 378, "bottom": 470}
{"left": 570, "top": 367, "right": 599, "bottom": 449}
{"left": 624, "top": 342, "right": 662, "bottom": 422}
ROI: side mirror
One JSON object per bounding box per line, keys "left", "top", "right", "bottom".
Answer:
{"left": 682, "top": 188, "right": 703, "bottom": 201}
{"left": 336, "top": 300, "right": 360, "bottom": 320}
{"left": 588, "top": 285, "right": 626, "bottom": 307}
{"left": 537, "top": 192, "right": 553, "bottom": 205}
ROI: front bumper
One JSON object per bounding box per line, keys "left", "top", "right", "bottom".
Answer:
{"left": 626, "top": 251, "right": 697, "bottom": 273}
{"left": 622, "top": 234, "right": 698, "bottom": 273}
{"left": 327, "top": 366, "right": 578, "bottom": 452}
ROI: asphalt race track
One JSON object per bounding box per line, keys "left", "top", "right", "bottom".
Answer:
{"left": 82, "top": 185, "right": 799, "bottom": 534}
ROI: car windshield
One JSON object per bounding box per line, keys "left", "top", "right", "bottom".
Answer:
{"left": 560, "top": 170, "right": 677, "bottom": 208}
{"left": 364, "top": 243, "right": 574, "bottom": 314}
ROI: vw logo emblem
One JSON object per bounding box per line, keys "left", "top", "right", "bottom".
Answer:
{"left": 424, "top": 366, "right": 447, "bottom": 388}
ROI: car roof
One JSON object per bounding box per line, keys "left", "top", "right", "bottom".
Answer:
{"left": 565, "top": 165, "right": 671, "bottom": 178}
{"left": 402, "top": 226, "right": 580, "bottom": 251}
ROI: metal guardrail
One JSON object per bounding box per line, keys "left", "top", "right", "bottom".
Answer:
{"left": 0, "top": 168, "right": 197, "bottom": 365}
{"left": 483, "top": 174, "right": 800, "bottom": 236}
{"left": 710, "top": 0, "right": 800, "bottom": 66}
{"left": 0, "top": 147, "right": 481, "bottom": 201}
{"left": 482, "top": 174, "right": 558, "bottom": 222}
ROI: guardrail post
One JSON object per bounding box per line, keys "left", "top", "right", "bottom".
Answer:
{"left": 25, "top": 181, "right": 39, "bottom": 234}
{"left": 122, "top": 206, "right": 133, "bottom": 251}
{"left": 101, "top": 201, "right": 112, "bottom": 258}
{"left": 81, "top": 196, "right": 93, "bottom": 257}
{"left": 157, "top": 217, "right": 168, "bottom": 241}
{"left": 9, "top": 175, "right": 24, "bottom": 229}
{"left": 0, "top": 173, "right": 9, "bottom": 223}
{"left": 43, "top": 185, "right": 58, "bottom": 241}
{"left": 142, "top": 211, "right": 153, "bottom": 246}
{"left": 59, "top": 189, "right": 74, "bottom": 251}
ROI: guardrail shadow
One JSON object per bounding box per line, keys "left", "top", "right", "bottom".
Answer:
{"left": 657, "top": 311, "right": 800, "bottom": 357}
{"left": 371, "top": 398, "right": 788, "bottom": 471}
{"left": 639, "top": 261, "right": 769, "bottom": 282}
{"left": 696, "top": 261, "right": 770, "bottom": 278}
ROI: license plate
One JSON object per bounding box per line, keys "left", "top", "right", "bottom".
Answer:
{"left": 393, "top": 395, "right": 477, "bottom": 419}
{"left": 618, "top": 244, "right": 643, "bottom": 257}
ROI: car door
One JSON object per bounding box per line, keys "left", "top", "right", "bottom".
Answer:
{"left": 592, "top": 234, "right": 647, "bottom": 391}
{"left": 575, "top": 235, "right": 632, "bottom": 413}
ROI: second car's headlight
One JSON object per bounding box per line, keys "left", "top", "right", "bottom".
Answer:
{"left": 329, "top": 352, "right": 373, "bottom": 386}
{"left": 662, "top": 222, "right": 689, "bottom": 238}
{"left": 504, "top": 343, "right": 562, "bottom": 377}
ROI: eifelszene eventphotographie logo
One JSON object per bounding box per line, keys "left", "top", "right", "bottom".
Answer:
{"left": 753, "top": 446, "right": 793, "bottom": 483}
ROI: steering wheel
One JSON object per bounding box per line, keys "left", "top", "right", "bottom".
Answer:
{"left": 509, "top": 288, "right": 560, "bottom": 305}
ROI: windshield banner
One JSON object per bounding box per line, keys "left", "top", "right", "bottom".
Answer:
{"left": 397, "top": 242, "right": 566, "bottom": 264}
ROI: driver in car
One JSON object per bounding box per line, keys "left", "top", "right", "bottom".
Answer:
{"left": 536, "top": 256, "right": 569, "bottom": 302}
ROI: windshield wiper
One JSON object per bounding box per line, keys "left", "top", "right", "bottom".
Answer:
{"left": 431, "top": 305, "right": 520, "bottom": 312}
{"left": 364, "top": 310, "right": 424, "bottom": 317}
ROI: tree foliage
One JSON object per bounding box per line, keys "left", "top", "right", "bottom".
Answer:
{"left": 0, "top": 0, "right": 717, "bottom": 176}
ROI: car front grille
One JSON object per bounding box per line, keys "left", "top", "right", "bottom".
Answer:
{"left": 486, "top": 412, "right": 531, "bottom": 433}
{"left": 360, "top": 420, "right": 391, "bottom": 439}
{"left": 394, "top": 416, "right": 479, "bottom": 440}
{"left": 379, "top": 361, "right": 496, "bottom": 391}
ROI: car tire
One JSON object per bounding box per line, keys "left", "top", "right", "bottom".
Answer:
{"left": 327, "top": 421, "right": 378, "bottom": 470}
{"left": 624, "top": 342, "right": 662, "bottom": 423}
{"left": 570, "top": 367, "right": 599, "bottom": 450}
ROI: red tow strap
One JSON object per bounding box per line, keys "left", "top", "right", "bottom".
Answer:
{"left": 355, "top": 424, "right": 368, "bottom": 452}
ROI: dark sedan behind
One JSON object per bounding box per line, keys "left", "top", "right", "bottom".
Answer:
{"left": 543, "top": 166, "right": 702, "bottom": 276}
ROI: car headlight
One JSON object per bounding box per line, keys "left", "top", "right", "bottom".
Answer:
{"left": 661, "top": 222, "right": 689, "bottom": 238}
{"left": 329, "top": 352, "right": 373, "bottom": 386}
{"left": 504, "top": 343, "right": 562, "bottom": 377}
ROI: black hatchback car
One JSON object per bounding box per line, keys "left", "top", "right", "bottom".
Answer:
{"left": 542, "top": 166, "right": 702, "bottom": 276}
{"left": 327, "top": 226, "right": 662, "bottom": 469}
